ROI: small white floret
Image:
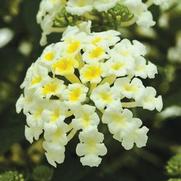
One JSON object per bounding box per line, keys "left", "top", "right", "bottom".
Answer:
{"left": 76, "top": 127, "right": 107, "bottom": 167}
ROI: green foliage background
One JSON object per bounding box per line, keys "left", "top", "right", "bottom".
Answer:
{"left": 0, "top": 0, "right": 181, "bottom": 180}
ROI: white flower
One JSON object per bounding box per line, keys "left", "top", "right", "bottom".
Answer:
{"left": 109, "top": 39, "right": 147, "bottom": 71}
{"left": 42, "top": 101, "right": 69, "bottom": 131}
{"left": 37, "top": 0, "right": 163, "bottom": 46}
{"left": 124, "top": 0, "right": 156, "bottom": 28}
{"left": 25, "top": 102, "right": 45, "bottom": 143}
{"left": 16, "top": 94, "right": 25, "bottom": 114}
{"left": 102, "top": 105, "right": 149, "bottom": 150}
{"left": 134, "top": 56, "right": 148, "bottom": 79}
{"left": 43, "top": 120, "right": 69, "bottom": 167}
{"left": 136, "top": 87, "right": 163, "bottom": 112}
{"left": 110, "top": 39, "right": 136, "bottom": 58}
{"left": 17, "top": 23, "right": 162, "bottom": 167}
{"left": 124, "top": 0, "right": 147, "bottom": 15}
{"left": 26, "top": 100, "right": 47, "bottom": 126}
{"left": 63, "top": 83, "right": 88, "bottom": 106}
{"left": 37, "top": 0, "right": 66, "bottom": 45}
{"left": 83, "top": 45, "right": 109, "bottom": 63}
{"left": 44, "top": 121, "right": 68, "bottom": 145}
{"left": 90, "top": 83, "right": 120, "bottom": 110}
{"left": 146, "top": 61, "right": 158, "bottom": 78}
{"left": 66, "top": 0, "right": 94, "bottom": 15}
{"left": 93, "top": 0, "right": 118, "bottom": 12}
{"left": 39, "top": 43, "right": 64, "bottom": 68}
{"left": 24, "top": 99, "right": 49, "bottom": 143}
{"left": 62, "top": 22, "right": 91, "bottom": 41}
{"left": 43, "top": 141, "right": 66, "bottom": 167}
{"left": 103, "top": 54, "right": 134, "bottom": 77}
{"left": 137, "top": 11, "right": 155, "bottom": 28}
{"left": 16, "top": 88, "right": 36, "bottom": 114}
{"left": 62, "top": 30, "right": 88, "bottom": 56}
{"left": 88, "top": 30, "right": 120, "bottom": 47}
{"left": 113, "top": 77, "right": 145, "bottom": 99}
{"left": 25, "top": 125, "right": 43, "bottom": 144}
{"left": 36, "top": 78, "right": 66, "bottom": 99}
{"left": 116, "top": 118, "right": 149, "bottom": 150}
{"left": 37, "top": 0, "right": 62, "bottom": 23}
{"left": 25, "top": 119, "right": 43, "bottom": 143}
{"left": 64, "top": 38, "right": 82, "bottom": 55}
{"left": 20, "top": 63, "right": 48, "bottom": 89}
{"left": 134, "top": 56, "right": 158, "bottom": 79}
{"left": 52, "top": 56, "right": 79, "bottom": 76}
{"left": 71, "top": 105, "right": 100, "bottom": 130}
{"left": 102, "top": 105, "right": 132, "bottom": 135}
{"left": 80, "top": 62, "right": 103, "bottom": 83}
{"left": 39, "top": 15, "right": 54, "bottom": 46}
{"left": 76, "top": 127, "right": 107, "bottom": 167}
{"left": 40, "top": 43, "right": 57, "bottom": 62}
{"left": 66, "top": 0, "right": 118, "bottom": 15}
{"left": 76, "top": 21, "right": 92, "bottom": 35}
{"left": 132, "top": 40, "right": 147, "bottom": 56}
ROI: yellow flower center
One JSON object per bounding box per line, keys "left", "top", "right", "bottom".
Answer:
{"left": 121, "top": 50, "right": 129, "bottom": 56}
{"left": 86, "top": 139, "right": 97, "bottom": 153}
{"left": 51, "top": 109, "right": 61, "bottom": 122}
{"left": 92, "top": 37, "right": 102, "bottom": 45}
{"left": 112, "top": 114, "right": 126, "bottom": 127}
{"left": 67, "top": 41, "right": 81, "bottom": 54}
{"left": 100, "top": 92, "right": 112, "bottom": 103}
{"left": 34, "top": 108, "right": 43, "bottom": 119}
{"left": 44, "top": 52, "right": 54, "bottom": 61}
{"left": 84, "top": 65, "right": 102, "bottom": 81}
{"left": 42, "top": 82, "right": 58, "bottom": 95}
{"left": 124, "top": 84, "right": 137, "bottom": 92}
{"left": 89, "top": 47, "right": 104, "bottom": 59}
{"left": 82, "top": 113, "right": 91, "bottom": 128}
{"left": 53, "top": 129, "right": 63, "bottom": 140}
{"left": 31, "top": 76, "right": 42, "bottom": 85}
{"left": 112, "top": 62, "right": 125, "bottom": 70}
{"left": 52, "top": 57, "right": 78, "bottom": 75}
{"left": 69, "top": 88, "right": 81, "bottom": 102}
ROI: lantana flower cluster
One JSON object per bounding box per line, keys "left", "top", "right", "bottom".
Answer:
{"left": 37, "top": 0, "right": 167, "bottom": 45}
{"left": 16, "top": 22, "right": 163, "bottom": 167}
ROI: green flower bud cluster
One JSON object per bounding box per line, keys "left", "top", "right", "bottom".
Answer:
{"left": 0, "top": 171, "right": 24, "bottom": 181}
{"left": 166, "top": 154, "right": 181, "bottom": 180}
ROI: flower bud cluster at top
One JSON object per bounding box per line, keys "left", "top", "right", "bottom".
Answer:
{"left": 37, "top": 0, "right": 167, "bottom": 45}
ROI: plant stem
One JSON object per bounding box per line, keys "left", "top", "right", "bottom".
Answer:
{"left": 67, "top": 128, "right": 77, "bottom": 142}
{"left": 121, "top": 17, "right": 136, "bottom": 27}
{"left": 122, "top": 102, "right": 137, "bottom": 108}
